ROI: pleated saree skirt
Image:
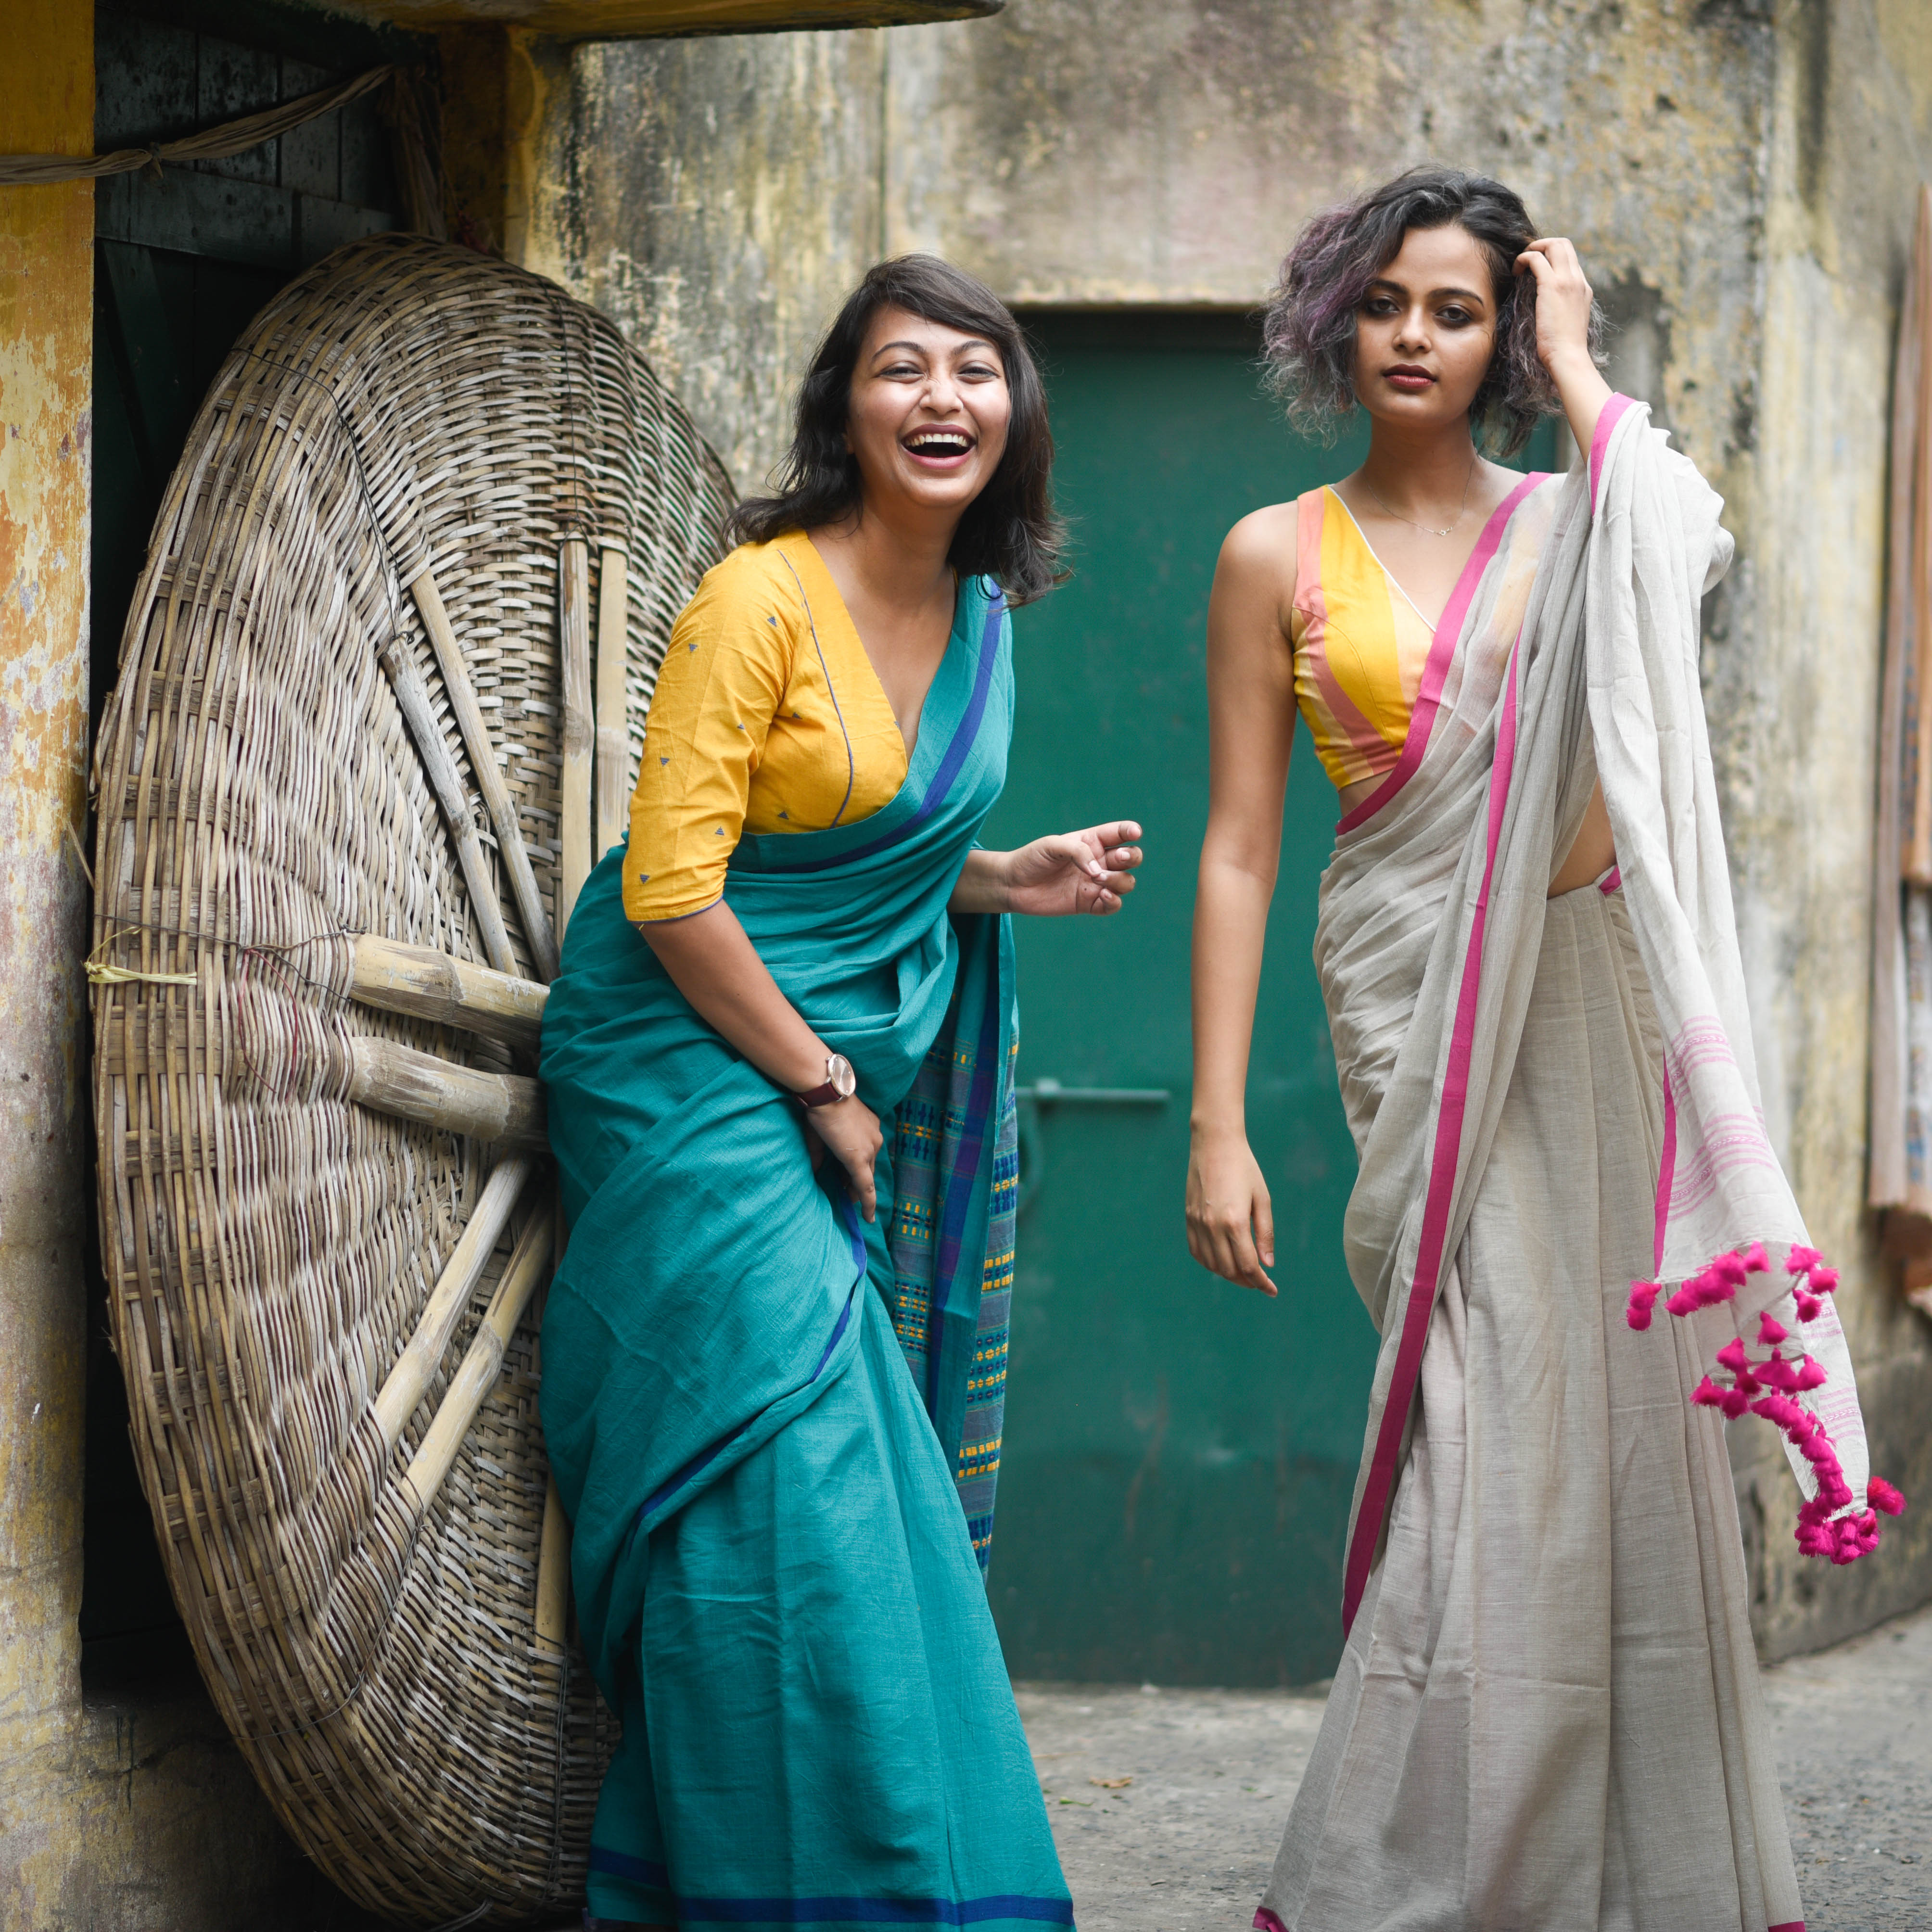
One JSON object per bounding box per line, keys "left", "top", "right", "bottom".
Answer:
{"left": 585, "top": 1283, "right": 1069, "bottom": 1931}
{"left": 1261, "top": 880, "right": 1805, "bottom": 1932}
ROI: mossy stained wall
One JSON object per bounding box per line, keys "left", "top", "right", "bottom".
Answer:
{"left": 528, "top": 0, "right": 1932, "bottom": 1664}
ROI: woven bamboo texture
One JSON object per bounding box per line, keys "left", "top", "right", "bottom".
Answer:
{"left": 89, "top": 231, "right": 733, "bottom": 1927}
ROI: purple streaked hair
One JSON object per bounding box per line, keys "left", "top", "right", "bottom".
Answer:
{"left": 1261, "top": 165, "right": 1605, "bottom": 458}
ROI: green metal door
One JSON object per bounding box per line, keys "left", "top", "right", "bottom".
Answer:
{"left": 983, "top": 314, "right": 1554, "bottom": 1687}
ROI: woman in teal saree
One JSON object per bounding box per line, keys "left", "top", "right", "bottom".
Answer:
{"left": 540, "top": 255, "right": 1139, "bottom": 1932}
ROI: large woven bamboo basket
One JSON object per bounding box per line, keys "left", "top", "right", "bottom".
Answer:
{"left": 89, "top": 232, "right": 734, "bottom": 1926}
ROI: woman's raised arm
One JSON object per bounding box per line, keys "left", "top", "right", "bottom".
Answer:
{"left": 1186, "top": 510, "right": 1300, "bottom": 1298}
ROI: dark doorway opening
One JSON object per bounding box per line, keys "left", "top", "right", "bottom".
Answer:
{"left": 82, "top": 0, "right": 423, "bottom": 1697}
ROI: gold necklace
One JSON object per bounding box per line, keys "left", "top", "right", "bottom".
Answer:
{"left": 1360, "top": 453, "right": 1478, "bottom": 538}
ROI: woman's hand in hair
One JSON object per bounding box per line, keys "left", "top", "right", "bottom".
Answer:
{"left": 1515, "top": 237, "right": 1613, "bottom": 453}
{"left": 949, "top": 823, "right": 1144, "bottom": 917}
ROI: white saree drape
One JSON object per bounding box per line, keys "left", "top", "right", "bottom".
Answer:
{"left": 1258, "top": 400, "right": 1900, "bottom": 1932}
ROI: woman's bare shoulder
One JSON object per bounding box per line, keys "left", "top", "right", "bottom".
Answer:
{"left": 1216, "top": 498, "right": 1305, "bottom": 593}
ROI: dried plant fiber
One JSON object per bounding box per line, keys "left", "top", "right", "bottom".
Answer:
{"left": 89, "top": 231, "right": 733, "bottom": 1926}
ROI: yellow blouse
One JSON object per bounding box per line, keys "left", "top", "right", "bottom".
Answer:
{"left": 623, "top": 533, "right": 909, "bottom": 923}
{"left": 1288, "top": 486, "right": 1438, "bottom": 792}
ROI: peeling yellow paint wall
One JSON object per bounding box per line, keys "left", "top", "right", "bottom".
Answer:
{"left": 0, "top": 1, "right": 102, "bottom": 1914}
{"left": 0, "top": 10, "right": 391, "bottom": 1924}
{"left": 544, "top": 0, "right": 1932, "bottom": 1657}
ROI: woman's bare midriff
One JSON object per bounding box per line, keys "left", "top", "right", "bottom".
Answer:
{"left": 1336, "top": 773, "right": 1616, "bottom": 897}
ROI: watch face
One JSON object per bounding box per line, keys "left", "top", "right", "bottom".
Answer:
{"left": 830, "top": 1054, "right": 857, "bottom": 1100}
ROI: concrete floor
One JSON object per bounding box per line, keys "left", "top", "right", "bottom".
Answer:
{"left": 1017, "top": 1597, "right": 1932, "bottom": 1932}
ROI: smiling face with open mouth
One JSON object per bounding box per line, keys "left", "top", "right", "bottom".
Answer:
{"left": 843, "top": 305, "right": 1013, "bottom": 523}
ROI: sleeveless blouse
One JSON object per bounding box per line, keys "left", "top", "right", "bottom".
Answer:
{"left": 1288, "top": 485, "right": 1438, "bottom": 792}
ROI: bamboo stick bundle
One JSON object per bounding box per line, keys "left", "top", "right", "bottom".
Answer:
{"left": 595, "top": 541, "right": 633, "bottom": 863}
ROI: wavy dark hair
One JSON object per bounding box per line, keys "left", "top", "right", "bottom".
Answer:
{"left": 728, "top": 255, "right": 1064, "bottom": 605}
{"left": 1261, "top": 166, "right": 1605, "bottom": 458}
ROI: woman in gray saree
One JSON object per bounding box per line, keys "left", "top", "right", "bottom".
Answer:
{"left": 1187, "top": 167, "right": 1904, "bottom": 1931}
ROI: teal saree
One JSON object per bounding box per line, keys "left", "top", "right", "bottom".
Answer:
{"left": 539, "top": 576, "right": 1070, "bottom": 1931}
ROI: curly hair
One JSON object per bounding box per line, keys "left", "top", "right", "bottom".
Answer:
{"left": 728, "top": 254, "right": 1065, "bottom": 606}
{"left": 1260, "top": 165, "right": 1605, "bottom": 458}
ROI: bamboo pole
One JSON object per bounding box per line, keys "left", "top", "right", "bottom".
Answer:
{"left": 404, "top": 1210, "right": 554, "bottom": 1515}
{"left": 594, "top": 541, "right": 631, "bottom": 864}
{"left": 558, "top": 538, "right": 593, "bottom": 937}
{"left": 346, "top": 1037, "right": 546, "bottom": 1149}
{"left": 376, "top": 636, "right": 518, "bottom": 979}
{"left": 408, "top": 568, "right": 561, "bottom": 982}
{"left": 372, "top": 1157, "right": 534, "bottom": 1450}
{"left": 534, "top": 1477, "right": 571, "bottom": 1650}
{"left": 348, "top": 933, "right": 547, "bottom": 1054}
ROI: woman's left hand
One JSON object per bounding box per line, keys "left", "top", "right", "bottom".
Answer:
{"left": 1514, "top": 237, "right": 1595, "bottom": 382}
{"left": 1515, "top": 236, "right": 1612, "bottom": 456}
{"left": 999, "top": 821, "right": 1144, "bottom": 917}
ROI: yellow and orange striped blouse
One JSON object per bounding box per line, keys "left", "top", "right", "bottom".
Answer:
{"left": 1288, "top": 485, "right": 1440, "bottom": 793}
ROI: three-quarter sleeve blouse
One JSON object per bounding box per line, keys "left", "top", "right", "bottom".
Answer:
{"left": 623, "top": 532, "right": 910, "bottom": 923}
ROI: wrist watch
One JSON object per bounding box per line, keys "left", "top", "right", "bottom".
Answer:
{"left": 793, "top": 1053, "right": 857, "bottom": 1109}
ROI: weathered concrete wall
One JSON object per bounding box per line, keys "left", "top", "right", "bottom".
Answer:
{"left": 1719, "top": 0, "right": 1932, "bottom": 1660}
{"left": 542, "top": 1, "right": 1775, "bottom": 490}
{"left": 526, "top": 26, "right": 889, "bottom": 490}
{"left": 540, "top": 0, "right": 1932, "bottom": 1660}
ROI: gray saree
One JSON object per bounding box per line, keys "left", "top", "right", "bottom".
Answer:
{"left": 1258, "top": 399, "right": 1903, "bottom": 1932}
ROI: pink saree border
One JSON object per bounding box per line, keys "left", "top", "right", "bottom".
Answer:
{"left": 1340, "top": 632, "right": 1524, "bottom": 1633}
{"left": 1589, "top": 392, "right": 1636, "bottom": 510}
{"left": 1654, "top": 1065, "right": 1678, "bottom": 1274}
{"left": 1334, "top": 472, "right": 1548, "bottom": 838}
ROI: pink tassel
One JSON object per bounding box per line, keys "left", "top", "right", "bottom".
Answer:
{"left": 1695, "top": 1266, "right": 1737, "bottom": 1306}
{"left": 1640, "top": 1238, "right": 1886, "bottom": 1570}
{"left": 1625, "top": 1280, "right": 1661, "bottom": 1330}
{"left": 1869, "top": 1476, "right": 1907, "bottom": 1516}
